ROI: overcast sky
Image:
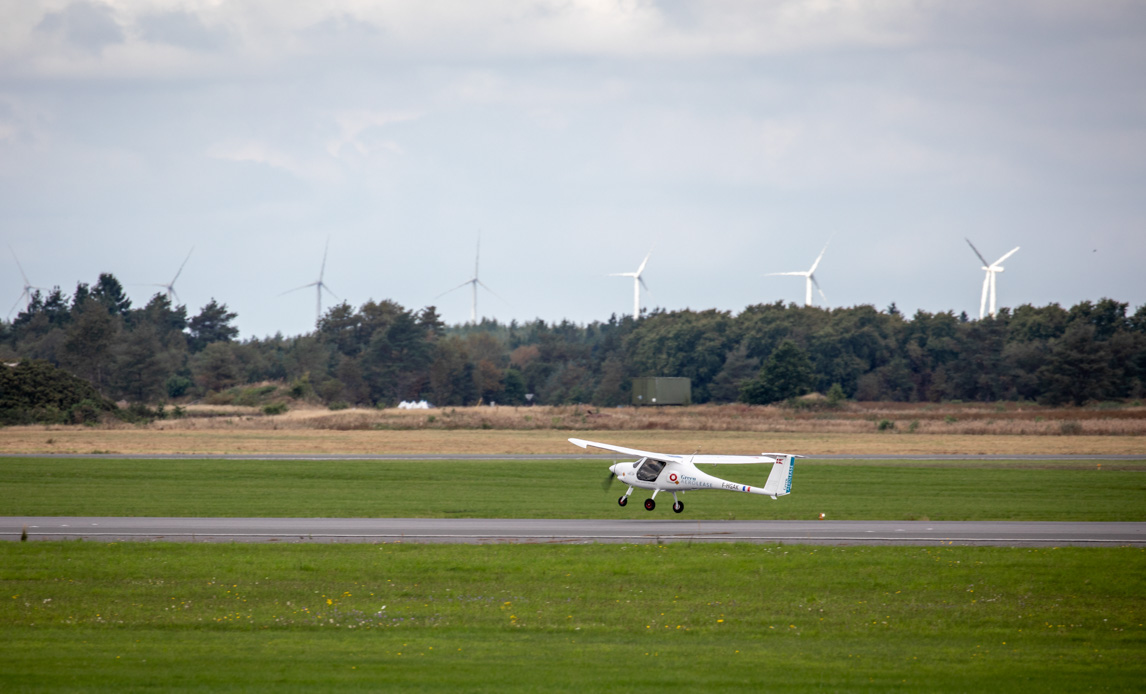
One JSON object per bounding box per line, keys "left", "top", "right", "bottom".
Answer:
{"left": 2, "top": 1, "right": 1144, "bottom": 338}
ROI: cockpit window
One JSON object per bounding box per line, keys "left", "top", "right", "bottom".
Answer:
{"left": 636, "top": 459, "right": 666, "bottom": 482}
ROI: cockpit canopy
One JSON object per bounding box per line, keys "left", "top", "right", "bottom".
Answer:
{"left": 636, "top": 458, "right": 667, "bottom": 482}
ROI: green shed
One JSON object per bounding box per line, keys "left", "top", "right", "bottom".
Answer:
{"left": 631, "top": 377, "right": 692, "bottom": 406}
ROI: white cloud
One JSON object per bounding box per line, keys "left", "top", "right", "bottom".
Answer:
{"left": 206, "top": 140, "right": 337, "bottom": 181}
{"left": 3, "top": 0, "right": 935, "bottom": 80}
{"left": 325, "top": 109, "right": 419, "bottom": 159}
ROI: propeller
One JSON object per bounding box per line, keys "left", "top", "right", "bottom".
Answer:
{"left": 602, "top": 459, "right": 617, "bottom": 491}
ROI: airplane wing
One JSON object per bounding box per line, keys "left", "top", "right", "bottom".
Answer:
{"left": 568, "top": 438, "right": 802, "bottom": 464}
{"left": 690, "top": 454, "right": 802, "bottom": 464}
{"left": 568, "top": 438, "right": 677, "bottom": 461}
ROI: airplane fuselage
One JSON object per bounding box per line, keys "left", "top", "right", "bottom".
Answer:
{"left": 611, "top": 458, "right": 780, "bottom": 497}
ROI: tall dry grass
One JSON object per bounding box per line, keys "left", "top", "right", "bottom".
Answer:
{"left": 134, "top": 402, "right": 1146, "bottom": 438}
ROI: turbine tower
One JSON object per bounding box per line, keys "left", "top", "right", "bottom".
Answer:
{"left": 609, "top": 250, "right": 652, "bottom": 318}
{"left": 435, "top": 235, "right": 506, "bottom": 323}
{"left": 767, "top": 240, "right": 830, "bottom": 307}
{"left": 966, "top": 238, "right": 1019, "bottom": 319}
{"left": 151, "top": 247, "right": 194, "bottom": 303}
{"left": 7, "top": 245, "right": 43, "bottom": 319}
{"left": 281, "top": 237, "right": 338, "bottom": 324}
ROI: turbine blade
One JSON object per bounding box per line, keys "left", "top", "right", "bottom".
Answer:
{"left": 171, "top": 247, "right": 194, "bottom": 285}
{"left": 811, "top": 275, "right": 827, "bottom": 304}
{"left": 808, "top": 240, "right": 830, "bottom": 274}
{"left": 319, "top": 237, "right": 330, "bottom": 283}
{"left": 476, "top": 279, "right": 511, "bottom": 306}
{"left": 8, "top": 290, "right": 29, "bottom": 319}
{"left": 474, "top": 234, "right": 481, "bottom": 280}
{"left": 434, "top": 279, "right": 473, "bottom": 300}
{"left": 608, "top": 272, "right": 637, "bottom": 278}
{"left": 635, "top": 250, "right": 652, "bottom": 277}
{"left": 765, "top": 271, "right": 807, "bottom": 277}
{"left": 8, "top": 244, "right": 31, "bottom": 286}
{"left": 319, "top": 282, "right": 338, "bottom": 300}
{"left": 993, "top": 246, "right": 1020, "bottom": 266}
{"left": 639, "top": 276, "right": 649, "bottom": 291}
{"left": 966, "top": 238, "right": 989, "bottom": 266}
{"left": 280, "top": 281, "right": 318, "bottom": 296}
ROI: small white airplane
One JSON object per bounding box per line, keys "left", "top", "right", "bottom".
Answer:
{"left": 569, "top": 438, "right": 801, "bottom": 514}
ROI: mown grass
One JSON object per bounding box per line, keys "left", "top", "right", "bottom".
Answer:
{"left": 2, "top": 542, "right": 1143, "bottom": 692}
{"left": 2, "top": 457, "right": 1145, "bottom": 521}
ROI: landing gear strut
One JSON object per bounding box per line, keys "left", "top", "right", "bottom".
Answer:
{"left": 618, "top": 496, "right": 628, "bottom": 507}
{"left": 672, "top": 491, "right": 684, "bottom": 514}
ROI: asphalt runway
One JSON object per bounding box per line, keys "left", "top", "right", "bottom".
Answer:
{"left": 3, "top": 517, "right": 1144, "bottom": 546}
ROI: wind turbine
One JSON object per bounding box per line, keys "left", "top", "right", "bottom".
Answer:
{"left": 609, "top": 250, "right": 652, "bottom": 318}
{"left": 7, "top": 245, "right": 44, "bottom": 319}
{"left": 767, "top": 240, "right": 830, "bottom": 307}
{"left": 435, "top": 235, "right": 506, "bottom": 323}
{"left": 966, "top": 238, "right": 1019, "bottom": 319}
{"left": 150, "top": 247, "right": 194, "bottom": 303}
{"left": 281, "top": 237, "right": 338, "bottom": 324}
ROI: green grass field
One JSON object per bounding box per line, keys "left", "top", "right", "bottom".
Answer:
{"left": 2, "top": 542, "right": 1144, "bottom": 692}
{"left": 1, "top": 457, "right": 1144, "bottom": 520}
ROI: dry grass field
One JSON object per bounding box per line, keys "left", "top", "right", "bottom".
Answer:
{"left": 2, "top": 402, "right": 1144, "bottom": 456}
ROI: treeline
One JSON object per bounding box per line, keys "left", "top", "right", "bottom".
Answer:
{"left": 3, "top": 273, "right": 1145, "bottom": 408}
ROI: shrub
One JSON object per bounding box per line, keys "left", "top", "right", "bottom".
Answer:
{"left": 0, "top": 361, "right": 117, "bottom": 426}
{"left": 165, "top": 375, "right": 192, "bottom": 398}
{"left": 289, "top": 375, "right": 312, "bottom": 399}
{"left": 328, "top": 401, "right": 350, "bottom": 411}
{"left": 1060, "top": 420, "right": 1083, "bottom": 435}
{"left": 67, "top": 399, "right": 107, "bottom": 425}
{"left": 263, "top": 403, "right": 288, "bottom": 416}
{"left": 877, "top": 419, "right": 895, "bottom": 431}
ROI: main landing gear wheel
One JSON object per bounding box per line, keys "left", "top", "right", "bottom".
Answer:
{"left": 644, "top": 498, "right": 656, "bottom": 511}
{"left": 673, "top": 501, "right": 684, "bottom": 514}
{"left": 618, "top": 496, "right": 628, "bottom": 507}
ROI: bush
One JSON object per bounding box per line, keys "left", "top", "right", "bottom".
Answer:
{"left": 67, "top": 399, "right": 107, "bottom": 425}
{"left": 1060, "top": 420, "right": 1083, "bottom": 435}
{"left": 0, "top": 361, "right": 117, "bottom": 426}
{"left": 877, "top": 419, "right": 895, "bottom": 431}
{"left": 289, "top": 375, "right": 312, "bottom": 400}
{"left": 165, "top": 375, "right": 192, "bottom": 399}
{"left": 263, "top": 403, "right": 288, "bottom": 416}
{"left": 234, "top": 385, "right": 278, "bottom": 407}
{"left": 328, "top": 401, "right": 350, "bottom": 411}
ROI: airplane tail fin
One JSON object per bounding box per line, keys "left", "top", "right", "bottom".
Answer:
{"left": 762, "top": 455, "right": 798, "bottom": 499}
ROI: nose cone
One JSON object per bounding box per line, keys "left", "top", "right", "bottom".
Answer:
{"left": 609, "top": 464, "right": 617, "bottom": 476}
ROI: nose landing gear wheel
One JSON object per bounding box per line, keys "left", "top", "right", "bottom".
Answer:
{"left": 672, "top": 501, "right": 684, "bottom": 514}
{"left": 644, "top": 498, "right": 656, "bottom": 511}
{"left": 618, "top": 496, "right": 628, "bottom": 507}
